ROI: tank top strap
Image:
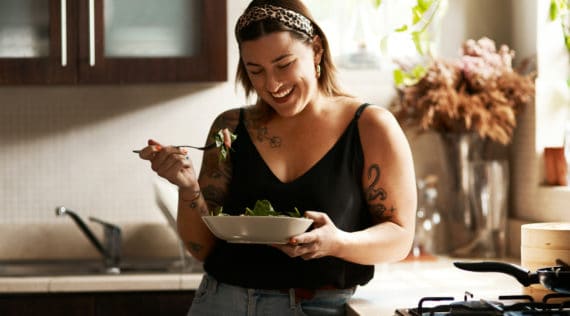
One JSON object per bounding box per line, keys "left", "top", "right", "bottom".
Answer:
{"left": 239, "top": 107, "right": 245, "bottom": 124}
{"left": 354, "top": 103, "right": 371, "bottom": 121}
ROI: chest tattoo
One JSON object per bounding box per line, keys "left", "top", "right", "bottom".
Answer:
{"left": 245, "top": 113, "right": 282, "bottom": 148}
{"left": 256, "top": 126, "right": 282, "bottom": 148}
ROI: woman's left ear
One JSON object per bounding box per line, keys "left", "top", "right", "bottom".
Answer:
{"left": 312, "top": 35, "right": 324, "bottom": 64}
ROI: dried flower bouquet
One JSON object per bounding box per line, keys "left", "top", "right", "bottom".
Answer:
{"left": 391, "top": 37, "right": 536, "bottom": 145}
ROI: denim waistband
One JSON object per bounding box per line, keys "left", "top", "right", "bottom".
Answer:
{"left": 203, "top": 274, "right": 356, "bottom": 307}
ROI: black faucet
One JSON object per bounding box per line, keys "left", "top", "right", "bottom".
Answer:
{"left": 55, "top": 206, "right": 122, "bottom": 273}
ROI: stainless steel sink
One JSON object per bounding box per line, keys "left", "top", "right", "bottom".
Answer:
{"left": 0, "top": 259, "right": 203, "bottom": 277}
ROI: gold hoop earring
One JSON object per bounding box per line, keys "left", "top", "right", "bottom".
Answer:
{"left": 316, "top": 64, "right": 321, "bottom": 79}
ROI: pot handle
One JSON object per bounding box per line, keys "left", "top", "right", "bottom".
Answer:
{"left": 454, "top": 261, "right": 539, "bottom": 286}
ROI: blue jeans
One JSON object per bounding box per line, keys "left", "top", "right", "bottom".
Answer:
{"left": 188, "top": 274, "right": 355, "bottom": 316}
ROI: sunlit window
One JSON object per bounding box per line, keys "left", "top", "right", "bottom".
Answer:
{"left": 303, "top": 0, "right": 438, "bottom": 70}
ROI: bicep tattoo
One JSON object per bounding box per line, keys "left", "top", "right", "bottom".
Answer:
{"left": 366, "top": 164, "right": 396, "bottom": 222}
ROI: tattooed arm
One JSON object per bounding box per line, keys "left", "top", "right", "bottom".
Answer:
{"left": 336, "top": 105, "right": 417, "bottom": 264}
{"left": 176, "top": 109, "right": 239, "bottom": 262}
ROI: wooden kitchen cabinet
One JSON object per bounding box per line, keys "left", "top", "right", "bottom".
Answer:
{"left": 0, "top": 291, "right": 195, "bottom": 316}
{"left": 0, "top": 0, "right": 227, "bottom": 84}
{"left": 0, "top": 0, "right": 77, "bottom": 84}
{"left": 0, "top": 293, "right": 94, "bottom": 316}
{"left": 94, "top": 291, "right": 194, "bottom": 315}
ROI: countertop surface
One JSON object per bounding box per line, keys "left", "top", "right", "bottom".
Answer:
{"left": 0, "top": 256, "right": 527, "bottom": 315}
{"left": 0, "top": 272, "right": 203, "bottom": 294}
{"left": 347, "top": 256, "right": 523, "bottom": 315}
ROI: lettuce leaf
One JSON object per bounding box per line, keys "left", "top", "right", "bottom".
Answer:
{"left": 209, "top": 200, "right": 302, "bottom": 218}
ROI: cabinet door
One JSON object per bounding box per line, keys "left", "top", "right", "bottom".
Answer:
{"left": 78, "top": 0, "right": 227, "bottom": 83}
{"left": 95, "top": 291, "right": 194, "bottom": 316}
{"left": 0, "top": 0, "right": 78, "bottom": 84}
{"left": 0, "top": 293, "right": 95, "bottom": 316}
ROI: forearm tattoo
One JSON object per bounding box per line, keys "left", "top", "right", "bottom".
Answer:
{"left": 366, "top": 164, "right": 395, "bottom": 222}
{"left": 180, "top": 190, "right": 209, "bottom": 215}
{"left": 180, "top": 190, "right": 202, "bottom": 208}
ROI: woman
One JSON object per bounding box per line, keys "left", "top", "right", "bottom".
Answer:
{"left": 139, "top": 0, "right": 417, "bottom": 314}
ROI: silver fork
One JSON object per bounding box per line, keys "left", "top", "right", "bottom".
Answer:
{"left": 132, "top": 143, "right": 216, "bottom": 154}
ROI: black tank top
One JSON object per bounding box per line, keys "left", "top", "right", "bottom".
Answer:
{"left": 203, "top": 103, "right": 374, "bottom": 289}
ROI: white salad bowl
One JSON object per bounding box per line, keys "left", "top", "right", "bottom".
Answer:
{"left": 201, "top": 216, "right": 313, "bottom": 244}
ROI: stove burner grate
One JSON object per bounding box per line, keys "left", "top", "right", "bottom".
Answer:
{"left": 395, "top": 292, "right": 570, "bottom": 316}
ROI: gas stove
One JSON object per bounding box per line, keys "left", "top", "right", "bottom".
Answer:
{"left": 395, "top": 292, "right": 570, "bottom": 315}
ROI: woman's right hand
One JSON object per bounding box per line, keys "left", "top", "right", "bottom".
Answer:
{"left": 138, "top": 139, "right": 198, "bottom": 189}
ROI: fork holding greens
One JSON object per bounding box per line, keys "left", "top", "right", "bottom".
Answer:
{"left": 214, "top": 128, "right": 238, "bottom": 161}
{"left": 136, "top": 128, "right": 236, "bottom": 189}
{"left": 134, "top": 128, "right": 237, "bottom": 162}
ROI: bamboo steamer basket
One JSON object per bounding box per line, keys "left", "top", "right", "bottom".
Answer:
{"left": 520, "top": 222, "right": 570, "bottom": 302}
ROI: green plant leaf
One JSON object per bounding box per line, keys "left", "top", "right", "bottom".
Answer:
{"left": 418, "top": 0, "right": 434, "bottom": 11}
{"left": 372, "top": 0, "right": 382, "bottom": 8}
{"left": 392, "top": 65, "right": 427, "bottom": 86}
{"left": 412, "top": 6, "right": 423, "bottom": 24}
{"left": 550, "top": 0, "right": 560, "bottom": 20}
{"left": 211, "top": 200, "right": 304, "bottom": 218}
{"left": 411, "top": 31, "right": 426, "bottom": 55}
{"left": 213, "top": 128, "right": 237, "bottom": 162}
{"left": 393, "top": 69, "right": 405, "bottom": 86}
{"left": 393, "top": 64, "right": 428, "bottom": 87}
{"left": 211, "top": 206, "right": 225, "bottom": 216}
{"left": 395, "top": 24, "right": 408, "bottom": 32}
{"left": 412, "top": 64, "right": 427, "bottom": 78}
{"left": 246, "top": 200, "right": 279, "bottom": 216}
{"left": 286, "top": 207, "right": 302, "bottom": 218}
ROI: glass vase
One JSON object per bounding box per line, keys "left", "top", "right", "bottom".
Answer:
{"left": 438, "top": 133, "right": 483, "bottom": 255}
{"left": 463, "top": 160, "right": 509, "bottom": 258}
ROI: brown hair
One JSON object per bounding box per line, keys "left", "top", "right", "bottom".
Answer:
{"left": 235, "top": 0, "right": 348, "bottom": 99}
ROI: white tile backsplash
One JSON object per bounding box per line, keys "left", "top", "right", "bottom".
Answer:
{"left": 0, "top": 84, "right": 241, "bottom": 223}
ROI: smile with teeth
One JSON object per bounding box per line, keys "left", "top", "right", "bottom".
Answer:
{"left": 271, "top": 86, "right": 294, "bottom": 98}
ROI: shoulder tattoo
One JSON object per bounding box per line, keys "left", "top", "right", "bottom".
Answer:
{"left": 244, "top": 109, "right": 282, "bottom": 148}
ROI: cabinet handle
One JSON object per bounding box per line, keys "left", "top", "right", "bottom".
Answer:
{"left": 60, "top": 0, "right": 67, "bottom": 66}
{"left": 88, "top": 0, "right": 96, "bottom": 66}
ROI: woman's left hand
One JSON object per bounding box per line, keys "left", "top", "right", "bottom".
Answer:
{"left": 272, "top": 211, "right": 347, "bottom": 260}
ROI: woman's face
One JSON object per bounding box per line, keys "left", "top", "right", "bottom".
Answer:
{"left": 240, "top": 31, "right": 321, "bottom": 117}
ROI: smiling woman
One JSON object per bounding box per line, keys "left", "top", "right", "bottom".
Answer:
{"left": 138, "top": 0, "right": 417, "bottom": 315}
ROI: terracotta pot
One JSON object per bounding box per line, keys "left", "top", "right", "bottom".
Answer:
{"left": 544, "top": 147, "right": 568, "bottom": 186}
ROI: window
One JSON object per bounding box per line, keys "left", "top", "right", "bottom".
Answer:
{"left": 512, "top": 0, "right": 570, "bottom": 223}
{"left": 303, "top": 0, "right": 429, "bottom": 70}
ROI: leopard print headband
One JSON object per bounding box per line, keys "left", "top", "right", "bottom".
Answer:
{"left": 235, "top": 4, "right": 314, "bottom": 38}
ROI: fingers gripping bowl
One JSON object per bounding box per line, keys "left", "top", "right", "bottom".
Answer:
{"left": 202, "top": 216, "right": 313, "bottom": 244}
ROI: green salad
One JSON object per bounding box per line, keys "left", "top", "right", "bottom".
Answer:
{"left": 210, "top": 199, "right": 302, "bottom": 218}
{"left": 213, "top": 128, "right": 237, "bottom": 162}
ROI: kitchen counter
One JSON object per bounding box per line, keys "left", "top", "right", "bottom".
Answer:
{"left": 347, "top": 256, "right": 523, "bottom": 315}
{"left": 0, "top": 257, "right": 525, "bottom": 315}
{"left": 0, "top": 272, "right": 203, "bottom": 293}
